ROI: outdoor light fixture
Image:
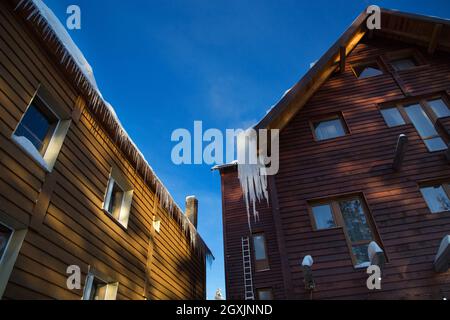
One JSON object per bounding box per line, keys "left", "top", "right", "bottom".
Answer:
{"left": 368, "top": 241, "right": 386, "bottom": 271}
{"left": 434, "top": 235, "right": 450, "bottom": 273}
{"left": 301, "top": 255, "right": 315, "bottom": 291}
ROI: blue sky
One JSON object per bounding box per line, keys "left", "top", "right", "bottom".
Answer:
{"left": 44, "top": 0, "right": 450, "bottom": 299}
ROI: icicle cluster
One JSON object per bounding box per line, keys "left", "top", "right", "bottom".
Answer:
{"left": 236, "top": 130, "right": 270, "bottom": 229}
{"left": 16, "top": 0, "right": 213, "bottom": 262}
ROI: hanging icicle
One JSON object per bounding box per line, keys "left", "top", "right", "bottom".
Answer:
{"left": 236, "top": 129, "right": 270, "bottom": 230}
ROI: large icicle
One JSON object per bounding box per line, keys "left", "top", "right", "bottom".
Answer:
{"left": 16, "top": 0, "right": 213, "bottom": 261}
{"left": 236, "top": 129, "right": 270, "bottom": 229}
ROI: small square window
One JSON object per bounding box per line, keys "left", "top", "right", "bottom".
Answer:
{"left": 103, "top": 168, "right": 133, "bottom": 229}
{"left": 353, "top": 62, "right": 383, "bottom": 79}
{"left": 311, "top": 204, "right": 336, "bottom": 230}
{"left": 391, "top": 58, "right": 417, "bottom": 71}
{"left": 420, "top": 185, "right": 450, "bottom": 213}
{"left": 381, "top": 108, "right": 406, "bottom": 127}
{"left": 256, "top": 288, "right": 273, "bottom": 300}
{"left": 428, "top": 99, "right": 450, "bottom": 119}
{"left": 312, "top": 116, "right": 347, "bottom": 141}
{"left": 0, "top": 224, "right": 13, "bottom": 263}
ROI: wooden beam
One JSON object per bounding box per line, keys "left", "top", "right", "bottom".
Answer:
{"left": 339, "top": 46, "right": 346, "bottom": 73}
{"left": 72, "top": 95, "right": 86, "bottom": 123}
{"left": 379, "top": 55, "right": 410, "bottom": 96}
{"left": 446, "top": 146, "right": 450, "bottom": 163}
{"left": 268, "top": 175, "right": 295, "bottom": 299}
{"left": 428, "top": 24, "right": 443, "bottom": 54}
{"left": 392, "top": 134, "right": 408, "bottom": 171}
{"left": 30, "top": 171, "right": 58, "bottom": 231}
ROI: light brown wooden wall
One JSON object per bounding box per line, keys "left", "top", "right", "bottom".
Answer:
{"left": 0, "top": 1, "right": 205, "bottom": 300}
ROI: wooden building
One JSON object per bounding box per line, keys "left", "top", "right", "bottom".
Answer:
{"left": 217, "top": 8, "right": 450, "bottom": 300}
{"left": 0, "top": 0, "right": 212, "bottom": 300}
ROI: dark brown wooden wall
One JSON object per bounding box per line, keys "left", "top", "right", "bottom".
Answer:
{"left": 221, "top": 36, "right": 450, "bottom": 300}
{"left": 0, "top": 1, "right": 205, "bottom": 300}
{"left": 220, "top": 172, "right": 285, "bottom": 300}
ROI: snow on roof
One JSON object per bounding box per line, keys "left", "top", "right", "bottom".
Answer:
{"left": 16, "top": 0, "right": 212, "bottom": 260}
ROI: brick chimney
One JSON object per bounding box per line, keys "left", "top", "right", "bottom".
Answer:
{"left": 185, "top": 196, "right": 198, "bottom": 228}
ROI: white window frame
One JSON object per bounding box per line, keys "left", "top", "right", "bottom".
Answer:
{"left": 0, "top": 212, "right": 27, "bottom": 299}
{"left": 82, "top": 272, "right": 119, "bottom": 300}
{"left": 103, "top": 166, "right": 133, "bottom": 229}
{"left": 11, "top": 85, "right": 71, "bottom": 172}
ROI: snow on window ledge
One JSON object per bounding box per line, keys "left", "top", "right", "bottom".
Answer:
{"left": 11, "top": 135, "right": 50, "bottom": 172}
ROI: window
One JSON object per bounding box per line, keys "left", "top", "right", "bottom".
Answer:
{"left": 0, "top": 224, "right": 13, "bottom": 264}
{"left": 256, "top": 288, "right": 273, "bottom": 300}
{"left": 0, "top": 214, "right": 27, "bottom": 299}
{"left": 311, "top": 204, "right": 336, "bottom": 229}
{"left": 83, "top": 273, "right": 118, "bottom": 300}
{"left": 12, "top": 87, "right": 71, "bottom": 172}
{"left": 106, "top": 179, "right": 124, "bottom": 220}
{"left": 14, "top": 99, "right": 58, "bottom": 155}
{"left": 428, "top": 99, "right": 450, "bottom": 118}
{"left": 381, "top": 108, "right": 406, "bottom": 127}
{"left": 339, "top": 199, "right": 374, "bottom": 267}
{"left": 405, "top": 103, "right": 447, "bottom": 152}
{"left": 390, "top": 58, "right": 417, "bottom": 71}
{"left": 380, "top": 96, "right": 449, "bottom": 152}
{"left": 309, "top": 196, "right": 380, "bottom": 268}
{"left": 103, "top": 167, "right": 134, "bottom": 229}
{"left": 420, "top": 184, "right": 450, "bottom": 213}
{"left": 252, "top": 233, "right": 269, "bottom": 271}
{"left": 353, "top": 62, "right": 383, "bottom": 79}
{"left": 312, "top": 115, "right": 347, "bottom": 141}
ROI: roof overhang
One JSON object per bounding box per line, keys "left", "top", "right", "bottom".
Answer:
{"left": 255, "top": 7, "right": 450, "bottom": 132}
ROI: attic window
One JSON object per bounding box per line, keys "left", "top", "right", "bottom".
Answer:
{"left": 353, "top": 62, "right": 383, "bottom": 79}
{"left": 390, "top": 57, "right": 418, "bottom": 71}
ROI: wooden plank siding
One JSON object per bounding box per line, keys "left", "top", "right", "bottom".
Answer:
{"left": 0, "top": 1, "right": 206, "bottom": 300}
{"left": 220, "top": 36, "right": 450, "bottom": 300}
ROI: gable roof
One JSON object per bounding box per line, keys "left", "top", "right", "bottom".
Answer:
{"left": 255, "top": 7, "right": 450, "bottom": 132}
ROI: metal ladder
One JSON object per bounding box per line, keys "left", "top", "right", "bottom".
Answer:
{"left": 242, "top": 237, "right": 255, "bottom": 300}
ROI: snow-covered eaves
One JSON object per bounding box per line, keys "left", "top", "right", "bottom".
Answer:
{"left": 14, "top": 0, "right": 213, "bottom": 261}
{"left": 211, "top": 161, "right": 238, "bottom": 171}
